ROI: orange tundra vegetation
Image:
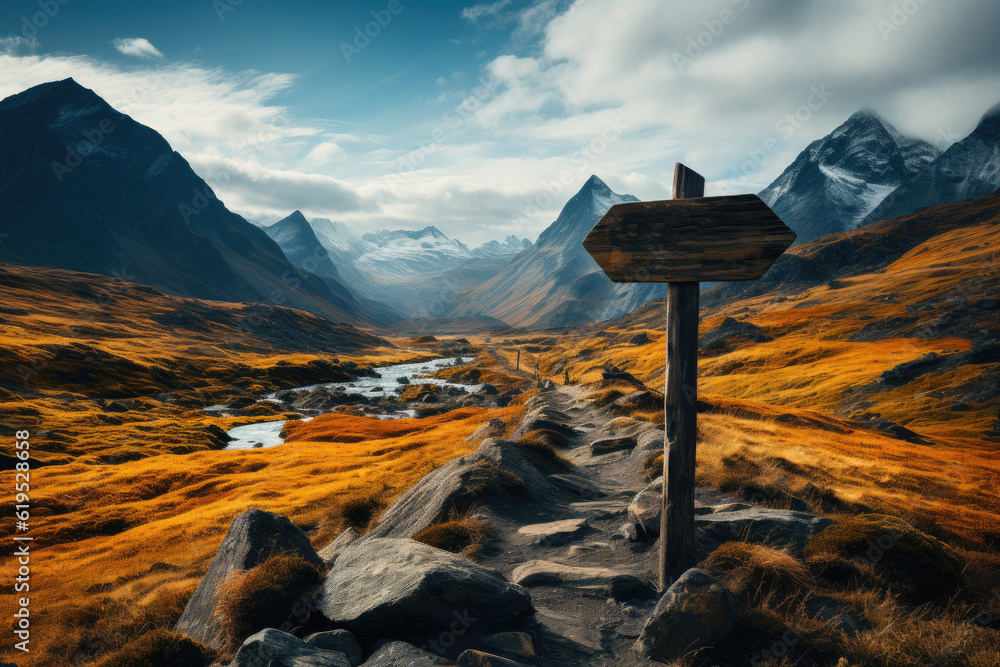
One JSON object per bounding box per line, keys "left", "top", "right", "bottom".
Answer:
{"left": 2, "top": 404, "right": 523, "bottom": 665}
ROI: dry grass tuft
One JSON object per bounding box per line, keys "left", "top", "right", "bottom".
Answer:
{"left": 215, "top": 553, "right": 324, "bottom": 653}
{"left": 414, "top": 518, "right": 492, "bottom": 559}
{"left": 702, "top": 542, "right": 816, "bottom": 608}
{"left": 93, "top": 629, "right": 214, "bottom": 667}
{"left": 340, "top": 494, "right": 388, "bottom": 531}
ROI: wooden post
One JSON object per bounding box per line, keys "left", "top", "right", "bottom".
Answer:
{"left": 516, "top": 349, "right": 520, "bottom": 372}
{"left": 580, "top": 162, "right": 795, "bottom": 589}
{"left": 660, "top": 163, "right": 705, "bottom": 590}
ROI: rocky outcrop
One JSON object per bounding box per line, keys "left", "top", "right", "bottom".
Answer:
{"left": 362, "top": 439, "right": 553, "bottom": 540}
{"left": 233, "top": 629, "right": 351, "bottom": 667}
{"left": 698, "top": 507, "right": 832, "bottom": 556}
{"left": 317, "top": 527, "right": 360, "bottom": 564}
{"left": 174, "top": 509, "right": 323, "bottom": 650}
{"left": 316, "top": 538, "right": 533, "bottom": 636}
{"left": 634, "top": 568, "right": 739, "bottom": 662}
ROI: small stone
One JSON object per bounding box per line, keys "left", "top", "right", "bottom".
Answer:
{"left": 481, "top": 631, "right": 535, "bottom": 659}
{"left": 457, "top": 649, "right": 530, "bottom": 666}
{"left": 305, "top": 629, "right": 362, "bottom": 666}
{"left": 233, "top": 629, "right": 350, "bottom": 667}
{"left": 511, "top": 559, "right": 649, "bottom": 599}
{"left": 517, "top": 518, "right": 590, "bottom": 546}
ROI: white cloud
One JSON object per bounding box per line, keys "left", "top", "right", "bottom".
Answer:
{"left": 460, "top": 0, "right": 513, "bottom": 29}
{"left": 0, "top": 37, "right": 38, "bottom": 57}
{"left": 112, "top": 37, "right": 164, "bottom": 60}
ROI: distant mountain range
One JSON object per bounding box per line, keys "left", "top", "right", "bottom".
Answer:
{"left": 2, "top": 78, "right": 998, "bottom": 332}
{"left": 760, "top": 108, "right": 941, "bottom": 243}
{"left": 265, "top": 214, "right": 532, "bottom": 319}
{"left": 861, "top": 102, "right": 1000, "bottom": 225}
{"left": 444, "top": 175, "right": 671, "bottom": 328}
{"left": 0, "top": 79, "right": 391, "bottom": 326}
{"left": 765, "top": 102, "right": 1000, "bottom": 242}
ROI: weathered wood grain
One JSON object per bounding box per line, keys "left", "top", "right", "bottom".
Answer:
{"left": 582, "top": 194, "right": 796, "bottom": 282}
{"left": 659, "top": 163, "right": 702, "bottom": 591}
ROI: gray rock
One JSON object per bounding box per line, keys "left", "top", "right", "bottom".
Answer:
{"left": 457, "top": 649, "right": 530, "bottom": 666}
{"left": 634, "top": 568, "right": 738, "bottom": 662}
{"left": 174, "top": 509, "right": 323, "bottom": 650}
{"left": 568, "top": 500, "right": 627, "bottom": 520}
{"left": 590, "top": 436, "right": 638, "bottom": 456}
{"left": 317, "top": 527, "right": 360, "bottom": 564}
{"left": 361, "top": 641, "right": 450, "bottom": 666}
{"left": 467, "top": 418, "right": 506, "bottom": 442}
{"left": 511, "top": 560, "right": 649, "bottom": 599}
{"left": 612, "top": 391, "right": 661, "bottom": 413}
{"left": 305, "top": 630, "right": 363, "bottom": 666}
{"left": 233, "top": 629, "right": 350, "bottom": 667}
{"left": 697, "top": 508, "right": 832, "bottom": 555}
{"left": 363, "top": 439, "right": 552, "bottom": 541}
{"left": 627, "top": 477, "right": 663, "bottom": 537}
{"left": 516, "top": 518, "right": 590, "bottom": 546}
{"left": 316, "top": 538, "right": 532, "bottom": 636}
{"left": 567, "top": 541, "right": 612, "bottom": 557}
{"left": 548, "top": 473, "right": 604, "bottom": 498}
{"left": 480, "top": 632, "right": 535, "bottom": 659}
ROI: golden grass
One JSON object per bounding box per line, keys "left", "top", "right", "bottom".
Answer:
{"left": 0, "top": 405, "right": 516, "bottom": 665}
{"left": 215, "top": 553, "right": 324, "bottom": 654}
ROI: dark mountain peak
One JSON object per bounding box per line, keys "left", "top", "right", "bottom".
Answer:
{"left": 846, "top": 106, "right": 884, "bottom": 125}
{"left": 2, "top": 78, "right": 106, "bottom": 113}
{"left": 272, "top": 210, "right": 310, "bottom": 230}
{"left": 582, "top": 174, "right": 612, "bottom": 194}
{"left": 977, "top": 101, "right": 1000, "bottom": 132}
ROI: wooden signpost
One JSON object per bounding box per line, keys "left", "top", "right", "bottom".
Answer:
{"left": 583, "top": 163, "right": 796, "bottom": 590}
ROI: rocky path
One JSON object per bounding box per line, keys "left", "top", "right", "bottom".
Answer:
{"left": 176, "top": 383, "right": 835, "bottom": 667}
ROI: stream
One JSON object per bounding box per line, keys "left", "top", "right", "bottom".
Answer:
{"left": 219, "top": 357, "right": 480, "bottom": 450}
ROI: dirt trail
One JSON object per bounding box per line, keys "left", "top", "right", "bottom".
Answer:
{"left": 471, "top": 384, "right": 728, "bottom": 666}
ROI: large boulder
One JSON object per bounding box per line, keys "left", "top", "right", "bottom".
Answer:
{"left": 698, "top": 508, "right": 832, "bottom": 556}
{"left": 174, "top": 509, "right": 323, "bottom": 650}
{"left": 233, "top": 629, "right": 350, "bottom": 667}
{"left": 363, "top": 439, "right": 552, "bottom": 541}
{"left": 360, "top": 641, "right": 450, "bottom": 666}
{"left": 634, "top": 568, "right": 738, "bottom": 662}
{"left": 318, "top": 527, "right": 360, "bottom": 564}
{"left": 316, "top": 538, "right": 533, "bottom": 636}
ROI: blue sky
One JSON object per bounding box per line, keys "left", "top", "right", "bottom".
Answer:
{"left": 2, "top": 0, "right": 999, "bottom": 245}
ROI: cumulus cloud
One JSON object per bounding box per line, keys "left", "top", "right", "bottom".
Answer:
{"left": 112, "top": 37, "right": 164, "bottom": 59}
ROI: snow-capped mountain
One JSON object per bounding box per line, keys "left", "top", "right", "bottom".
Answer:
{"left": 760, "top": 108, "right": 940, "bottom": 243}
{"left": 356, "top": 226, "right": 473, "bottom": 280}
{"left": 471, "top": 235, "right": 533, "bottom": 259}
{"left": 862, "top": 101, "right": 1000, "bottom": 226}
{"left": 445, "top": 175, "right": 670, "bottom": 328}
{"left": 311, "top": 218, "right": 375, "bottom": 262}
